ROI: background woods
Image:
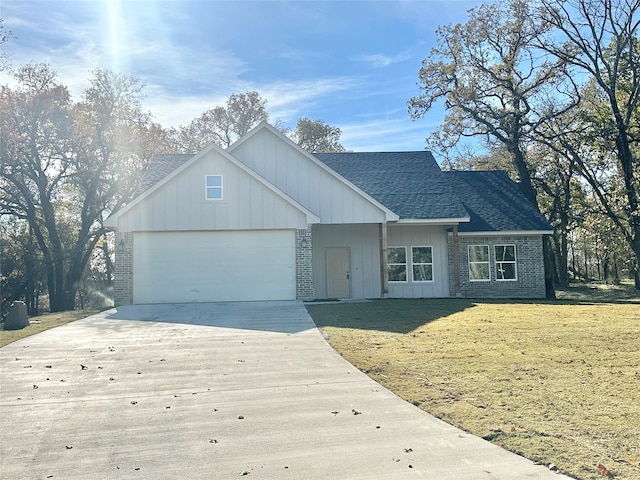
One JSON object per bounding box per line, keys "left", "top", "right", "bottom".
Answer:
{"left": 1, "top": 0, "right": 639, "bottom": 315}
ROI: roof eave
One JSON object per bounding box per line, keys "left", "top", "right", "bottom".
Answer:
{"left": 394, "top": 217, "right": 471, "bottom": 225}
{"left": 449, "top": 229, "right": 554, "bottom": 236}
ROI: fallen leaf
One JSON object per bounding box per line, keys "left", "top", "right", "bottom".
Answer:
{"left": 352, "top": 409, "right": 362, "bottom": 415}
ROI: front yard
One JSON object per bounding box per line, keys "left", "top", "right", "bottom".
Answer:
{"left": 307, "top": 293, "right": 639, "bottom": 480}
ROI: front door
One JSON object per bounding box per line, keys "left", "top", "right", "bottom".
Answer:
{"left": 325, "top": 247, "right": 351, "bottom": 298}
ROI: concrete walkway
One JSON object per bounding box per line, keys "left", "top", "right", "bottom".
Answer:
{"left": 0, "top": 302, "right": 572, "bottom": 479}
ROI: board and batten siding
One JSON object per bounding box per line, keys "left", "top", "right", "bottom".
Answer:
{"left": 386, "top": 225, "right": 450, "bottom": 298}
{"left": 311, "top": 224, "right": 382, "bottom": 299}
{"left": 230, "top": 128, "right": 388, "bottom": 225}
{"left": 114, "top": 149, "right": 310, "bottom": 232}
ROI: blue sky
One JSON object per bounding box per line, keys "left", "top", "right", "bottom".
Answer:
{"left": 0, "top": 0, "right": 481, "bottom": 152}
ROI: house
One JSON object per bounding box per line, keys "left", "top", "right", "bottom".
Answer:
{"left": 104, "top": 122, "right": 553, "bottom": 305}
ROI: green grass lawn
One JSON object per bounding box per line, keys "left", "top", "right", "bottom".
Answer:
{"left": 307, "top": 294, "right": 640, "bottom": 480}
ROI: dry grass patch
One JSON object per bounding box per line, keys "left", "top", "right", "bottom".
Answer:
{"left": 0, "top": 309, "right": 104, "bottom": 347}
{"left": 307, "top": 298, "right": 640, "bottom": 480}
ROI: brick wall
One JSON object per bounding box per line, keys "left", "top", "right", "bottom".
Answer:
{"left": 296, "top": 229, "right": 314, "bottom": 300}
{"left": 448, "top": 234, "right": 546, "bottom": 299}
{"left": 113, "top": 231, "right": 133, "bottom": 306}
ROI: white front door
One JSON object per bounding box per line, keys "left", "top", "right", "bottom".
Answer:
{"left": 325, "top": 247, "right": 351, "bottom": 298}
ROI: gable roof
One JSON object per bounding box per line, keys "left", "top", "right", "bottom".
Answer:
{"left": 104, "top": 143, "right": 320, "bottom": 228}
{"left": 111, "top": 126, "right": 552, "bottom": 234}
{"left": 229, "top": 122, "right": 399, "bottom": 222}
{"left": 314, "top": 151, "right": 469, "bottom": 221}
{"left": 444, "top": 170, "right": 553, "bottom": 234}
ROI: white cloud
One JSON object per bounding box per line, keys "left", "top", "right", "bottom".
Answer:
{"left": 353, "top": 50, "right": 413, "bottom": 68}
{"left": 339, "top": 116, "right": 440, "bottom": 152}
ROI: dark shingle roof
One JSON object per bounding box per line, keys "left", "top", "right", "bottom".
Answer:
{"left": 444, "top": 170, "right": 552, "bottom": 232}
{"left": 136, "top": 154, "right": 192, "bottom": 195}
{"left": 314, "top": 151, "right": 469, "bottom": 220}
{"left": 135, "top": 150, "right": 551, "bottom": 233}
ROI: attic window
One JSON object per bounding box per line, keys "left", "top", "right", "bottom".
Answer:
{"left": 205, "top": 175, "right": 223, "bottom": 200}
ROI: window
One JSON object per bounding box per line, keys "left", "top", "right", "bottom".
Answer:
{"left": 387, "top": 247, "right": 407, "bottom": 282}
{"left": 205, "top": 175, "right": 223, "bottom": 200}
{"left": 412, "top": 246, "right": 433, "bottom": 282}
{"left": 495, "top": 245, "right": 517, "bottom": 280}
{"left": 468, "top": 245, "right": 490, "bottom": 281}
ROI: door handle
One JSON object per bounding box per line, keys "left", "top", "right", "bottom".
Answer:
{"left": 346, "top": 272, "right": 350, "bottom": 279}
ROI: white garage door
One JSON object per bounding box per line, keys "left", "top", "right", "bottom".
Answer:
{"left": 133, "top": 230, "right": 296, "bottom": 304}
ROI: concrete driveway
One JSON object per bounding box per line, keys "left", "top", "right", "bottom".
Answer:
{"left": 0, "top": 302, "right": 571, "bottom": 479}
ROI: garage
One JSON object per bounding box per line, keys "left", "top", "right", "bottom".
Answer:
{"left": 132, "top": 230, "right": 296, "bottom": 304}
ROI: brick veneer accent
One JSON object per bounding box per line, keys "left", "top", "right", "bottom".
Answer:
{"left": 114, "top": 231, "right": 133, "bottom": 306}
{"left": 448, "top": 234, "right": 546, "bottom": 299}
{"left": 296, "top": 229, "right": 314, "bottom": 300}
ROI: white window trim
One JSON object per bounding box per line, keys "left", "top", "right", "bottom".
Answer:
{"left": 205, "top": 175, "right": 223, "bottom": 201}
{"left": 495, "top": 244, "right": 518, "bottom": 281}
{"left": 411, "top": 246, "right": 434, "bottom": 283}
{"left": 388, "top": 246, "right": 408, "bottom": 283}
{"left": 468, "top": 245, "right": 490, "bottom": 282}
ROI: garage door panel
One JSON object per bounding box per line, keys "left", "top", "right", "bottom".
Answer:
{"left": 133, "top": 231, "right": 295, "bottom": 303}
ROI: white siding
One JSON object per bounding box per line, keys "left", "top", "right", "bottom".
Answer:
{"left": 230, "top": 128, "right": 388, "bottom": 224}
{"left": 116, "top": 149, "right": 309, "bottom": 232}
{"left": 387, "top": 225, "right": 450, "bottom": 298}
{"left": 312, "top": 224, "right": 382, "bottom": 299}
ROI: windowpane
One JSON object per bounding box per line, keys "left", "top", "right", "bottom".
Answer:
{"left": 468, "top": 245, "right": 490, "bottom": 281}
{"left": 388, "top": 247, "right": 406, "bottom": 264}
{"left": 205, "top": 175, "right": 223, "bottom": 200}
{"left": 412, "top": 247, "right": 432, "bottom": 264}
{"left": 469, "top": 245, "right": 489, "bottom": 262}
{"left": 388, "top": 265, "right": 407, "bottom": 282}
{"left": 413, "top": 264, "right": 433, "bottom": 282}
{"left": 495, "top": 245, "right": 517, "bottom": 280}
{"left": 496, "top": 263, "right": 516, "bottom": 280}
{"left": 387, "top": 247, "right": 407, "bottom": 282}
{"left": 495, "top": 245, "right": 515, "bottom": 262}
{"left": 412, "top": 246, "right": 433, "bottom": 282}
{"left": 206, "top": 175, "right": 222, "bottom": 187}
{"left": 470, "top": 263, "right": 489, "bottom": 280}
{"left": 206, "top": 188, "right": 222, "bottom": 200}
